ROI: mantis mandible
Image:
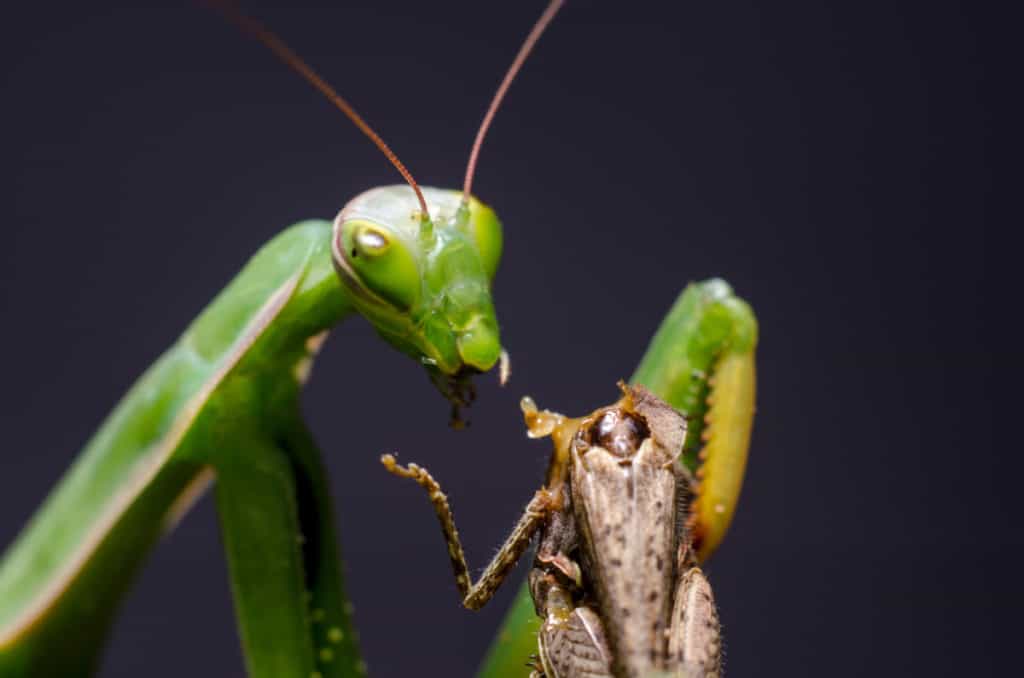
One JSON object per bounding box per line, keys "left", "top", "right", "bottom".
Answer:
{"left": 0, "top": 2, "right": 563, "bottom": 676}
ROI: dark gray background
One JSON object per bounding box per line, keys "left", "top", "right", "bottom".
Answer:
{"left": 0, "top": 1, "right": 1012, "bottom": 676}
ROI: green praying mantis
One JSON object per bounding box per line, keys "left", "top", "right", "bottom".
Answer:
{"left": 0, "top": 2, "right": 758, "bottom": 677}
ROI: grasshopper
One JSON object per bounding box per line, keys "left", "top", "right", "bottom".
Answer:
{"left": 383, "top": 383, "right": 722, "bottom": 677}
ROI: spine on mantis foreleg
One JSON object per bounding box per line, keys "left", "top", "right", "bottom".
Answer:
{"left": 630, "top": 278, "right": 758, "bottom": 562}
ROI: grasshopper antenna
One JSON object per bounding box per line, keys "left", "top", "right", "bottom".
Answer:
{"left": 208, "top": 2, "right": 430, "bottom": 217}
{"left": 461, "top": 0, "right": 564, "bottom": 204}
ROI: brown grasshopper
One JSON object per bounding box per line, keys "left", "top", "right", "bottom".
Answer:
{"left": 382, "top": 383, "right": 722, "bottom": 677}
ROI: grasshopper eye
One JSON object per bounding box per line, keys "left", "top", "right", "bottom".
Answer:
{"left": 341, "top": 222, "right": 421, "bottom": 311}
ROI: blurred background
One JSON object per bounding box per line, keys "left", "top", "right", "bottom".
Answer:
{"left": 0, "top": 1, "right": 1010, "bottom": 675}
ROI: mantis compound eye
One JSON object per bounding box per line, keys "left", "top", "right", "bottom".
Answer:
{"left": 352, "top": 226, "right": 389, "bottom": 257}
{"left": 462, "top": 201, "right": 502, "bottom": 281}
{"left": 582, "top": 408, "right": 650, "bottom": 458}
{"left": 339, "top": 221, "right": 421, "bottom": 311}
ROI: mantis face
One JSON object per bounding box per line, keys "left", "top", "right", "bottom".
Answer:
{"left": 332, "top": 185, "right": 503, "bottom": 406}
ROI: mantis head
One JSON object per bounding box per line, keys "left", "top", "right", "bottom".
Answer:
{"left": 332, "top": 186, "right": 504, "bottom": 413}
{"left": 221, "top": 0, "right": 562, "bottom": 419}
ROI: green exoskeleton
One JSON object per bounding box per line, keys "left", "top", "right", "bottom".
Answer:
{"left": 0, "top": 2, "right": 563, "bottom": 676}
{"left": 385, "top": 279, "right": 757, "bottom": 677}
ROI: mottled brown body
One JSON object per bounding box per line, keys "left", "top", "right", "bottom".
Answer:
{"left": 571, "top": 391, "right": 682, "bottom": 676}
{"left": 385, "top": 384, "right": 722, "bottom": 678}
{"left": 528, "top": 385, "right": 721, "bottom": 678}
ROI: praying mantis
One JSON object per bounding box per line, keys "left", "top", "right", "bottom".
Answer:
{"left": 0, "top": 2, "right": 758, "bottom": 677}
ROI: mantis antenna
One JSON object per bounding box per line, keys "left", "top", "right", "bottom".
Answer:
{"left": 211, "top": 2, "right": 430, "bottom": 217}
{"left": 462, "top": 0, "right": 565, "bottom": 204}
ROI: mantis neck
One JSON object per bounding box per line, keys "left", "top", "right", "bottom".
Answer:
{"left": 187, "top": 219, "right": 354, "bottom": 385}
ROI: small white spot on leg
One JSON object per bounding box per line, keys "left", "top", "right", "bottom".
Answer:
{"left": 294, "top": 357, "right": 314, "bottom": 384}
{"left": 295, "top": 331, "right": 331, "bottom": 384}
{"left": 162, "top": 467, "right": 215, "bottom": 532}
{"left": 305, "top": 330, "right": 330, "bottom": 354}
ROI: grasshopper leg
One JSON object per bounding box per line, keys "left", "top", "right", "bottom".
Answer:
{"left": 381, "top": 455, "right": 551, "bottom": 610}
{"left": 534, "top": 586, "right": 614, "bottom": 678}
